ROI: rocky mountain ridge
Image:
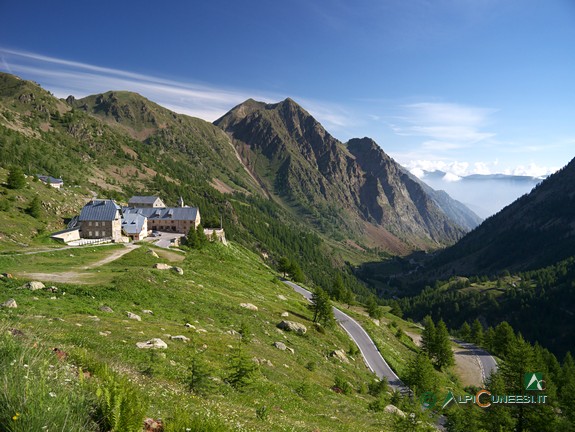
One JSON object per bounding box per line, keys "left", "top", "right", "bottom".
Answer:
{"left": 216, "top": 98, "right": 478, "bottom": 252}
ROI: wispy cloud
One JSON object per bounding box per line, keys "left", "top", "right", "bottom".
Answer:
{"left": 0, "top": 48, "right": 273, "bottom": 121}
{"left": 390, "top": 102, "right": 496, "bottom": 152}
{"left": 0, "top": 47, "right": 352, "bottom": 131}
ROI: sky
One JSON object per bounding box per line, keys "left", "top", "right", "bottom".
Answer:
{"left": 1, "top": 0, "right": 574, "bottom": 178}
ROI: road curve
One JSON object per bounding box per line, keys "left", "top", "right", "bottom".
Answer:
{"left": 454, "top": 340, "right": 498, "bottom": 384}
{"left": 283, "top": 280, "right": 409, "bottom": 392}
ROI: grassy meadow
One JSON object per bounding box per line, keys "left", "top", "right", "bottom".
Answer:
{"left": 0, "top": 242, "right": 439, "bottom": 431}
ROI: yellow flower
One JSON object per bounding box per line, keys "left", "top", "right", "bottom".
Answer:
{"left": 12, "top": 412, "right": 20, "bottom": 421}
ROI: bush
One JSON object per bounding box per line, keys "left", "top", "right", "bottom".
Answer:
{"left": 93, "top": 367, "right": 148, "bottom": 432}
{"left": 333, "top": 375, "right": 353, "bottom": 395}
{"left": 368, "top": 379, "right": 389, "bottom": 397}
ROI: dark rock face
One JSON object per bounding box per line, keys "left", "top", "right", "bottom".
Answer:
{"left": 216, "top": 99, "right": 467, "bottom": 251}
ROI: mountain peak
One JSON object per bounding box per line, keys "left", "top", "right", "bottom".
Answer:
{"left": 215, "top": 98, "right": 469, "bottom": 252}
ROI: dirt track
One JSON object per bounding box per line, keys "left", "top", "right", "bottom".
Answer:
{"left": 17, "top": 244, "right": 139, "bottom": 284}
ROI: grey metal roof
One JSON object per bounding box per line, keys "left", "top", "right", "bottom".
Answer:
{"left": 123, "top": 206, "right": 198, "bottom": 222}
{"left": 79, "top": 200, "right": 121, "bottom": 221}
{"left": 121, "top": 213, "right": 147, "bottom": 234}
{"left": 37, "top": 174, "right": 63, "bottom": 184}
{"left": 128, "top": 196, "right": 162, "bottom": 205}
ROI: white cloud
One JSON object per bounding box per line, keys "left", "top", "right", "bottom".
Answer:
{"left": 443, "top": 172, "right": 462, "bottom": 182}
{"left": 503, "top": 163, "right": 559, "bottom": 178}
{"left": 404, "top": 159, "right": 558, "bottom": 178}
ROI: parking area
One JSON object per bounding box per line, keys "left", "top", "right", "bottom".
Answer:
{"left": 144, "top": 231, "right": 185, "bottom": 249}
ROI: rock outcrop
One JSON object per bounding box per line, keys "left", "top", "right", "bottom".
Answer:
{"left": 277, "top": 320, "right": 307, "bottom": 335}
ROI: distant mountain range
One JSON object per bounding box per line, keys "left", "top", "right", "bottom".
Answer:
{"left": 412, "top": 169, "right": 544, "bottom": 218}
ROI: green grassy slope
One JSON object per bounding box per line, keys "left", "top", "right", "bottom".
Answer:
{"left": 0, "top": 243, "right": 412, "bottom": 431}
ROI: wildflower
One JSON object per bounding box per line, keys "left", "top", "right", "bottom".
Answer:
{"left": 49, "top": 392, "right": 56, "bottom": 398}
{"left": 12, "top": 412, "right": 20, "bottom": 421}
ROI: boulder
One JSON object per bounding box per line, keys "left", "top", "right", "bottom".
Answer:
{"left": 142, "top": 309, "right": 154, "bottom": 315}
{"left": 184, "top": 323, "right": 195, "bottom": 329}
{"left": 170, "top": 335, "right": 190, "bottom": 342}
{"left": 286, "top": 347, "right": 295, "bottom": 354}
{"left": 126, "top": 312, "right": 141, "bottom": 321}
{"left": 46, "top": 286, "right": 58, "bottom": 293}
{"left": 1, "top": 273, "right": 13, "bottom": 279}
{"left": 153, "top": 263, "right": 171, "bottom": 270}
{"left": 136, "top": 338, "right": 168, "bottom": 349}
{"left": 147, "top": 250, "right": 160, "bottom": 258}
{"left": 330, "top": 349, "right": 350, "bottom": 363}
{"left": 1, "top": 298, "right": 17, "bottom": 308}
{"left": 24, "top": 281, "right": 45, "bottom": 291}
{"left": 273, "top": 341, "right": 287, "bottom": 351}
{"left": 253, "top": 357, "right": 274, "bottom": 367}
{"left": 240, "top": 303, "right": 258, "bottom": 311}
{"left": 99, "top": 305, "right": 114, "bottom": 313}
{"left": 172, "top": 266, "right": 184, "bottom": 275}
{"left": 277, "top": 294, "right": 288, "bottom": 301}
{"left": 281, "top": 312, "right": 289, "bottom": 317}
{"left": 277, "top": 320, "right": 307, "bottom": 335}
{"left": 384, "top": 404, "right": 406, "bottom": 418}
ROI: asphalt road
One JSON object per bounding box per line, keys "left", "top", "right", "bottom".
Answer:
{"left": 454, "top": 340, "right": 498, "bottom": 384}
{"left": 283, "top": 280, "right": 409, "bottom": 393}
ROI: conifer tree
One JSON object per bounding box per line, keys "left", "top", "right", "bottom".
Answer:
{"left": 290, "top": 261, "right": 304, "bottom": 282}
{"left": 559, "top": 352, "right": 575, "bottom": 426}
{"left": 434, "top": 319, "right": 454, "bottom": 370}
{"left": 7, "top": 166, "right": 25, "bottom": 189}
{"left": 311, "top": 287, "right": 333, "bottom": 326}
{"left": 483, "top": 371, "right": 516, "bottom": 431}
{"left": 459, "top": 321, "right": 471, "bottom": 341}
{"left": 186, "top": 351, "right": 213, "bottom": 395}
{"left": 277, "top": 257, "right": 292, "bottom": 278}
{"left": 421, "top": 315, "right": 436, "bottom": 358}
{"left": 366, "top": 296, "right": 382, "bottom": 319}
{"left": 471, "top": 319, "right": 484, "bottom": 345}
{"left": 196, "top": 224, "right": 207, "bottom": 248}
{"left": 493, "top": 321, "right": 515, "bottom": 358}
{"left": 26, "top": 196, "right": 42, "bottom": 218}
{"left": 227, "top": 342, "right": 257, "bottom": 389}
{"left": 404, "top": 351, "right": 438, "bottom": 396}
{"left": 185, "top": 225, "right": 199, "bottom": 248}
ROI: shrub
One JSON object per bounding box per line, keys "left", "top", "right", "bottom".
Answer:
{"left": 93, "top": 367, "right": 147, "bottom": 432}
{"left": 333, "top": 375, "right": 353, "bottom": 395}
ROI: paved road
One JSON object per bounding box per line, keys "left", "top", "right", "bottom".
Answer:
{"left": 454, "top": 340, "right": 498, "bottom": 384}
{"left": 283, "top": 280, "right": 409, "bottom": 393}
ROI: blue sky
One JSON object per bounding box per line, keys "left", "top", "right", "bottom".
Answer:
{"left": 1, "top": 0, "right": 574, "bottom": 177}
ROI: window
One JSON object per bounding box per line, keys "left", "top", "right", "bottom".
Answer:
{"left": 89, "top": 221, "right": 92, "bottom": 227}
{"left": 95, "top": 231, "right": 99, "bottom": 237}
{"left": 88, "top": 231, "right": 93, "bottom": 236}
{"left": 95, "top": 221, "right": 99, "bottom": 227}
{"left": 102, "top": 231, "right": 106, "bottom": 237}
